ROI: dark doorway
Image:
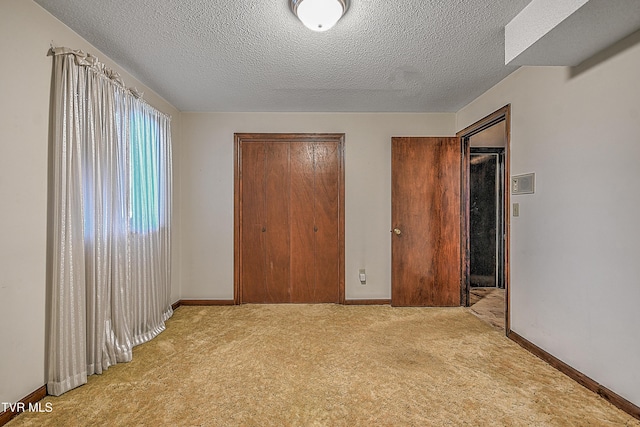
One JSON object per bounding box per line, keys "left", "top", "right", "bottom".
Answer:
{"left": 458, "top": 105, "right": 510, "bottom": 333}
{"left": 470, "top": 149, "right": 505, "bottom": 290}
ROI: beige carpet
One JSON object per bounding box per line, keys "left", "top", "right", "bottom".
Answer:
{"left": 8, "top": 305, "right": 639, "bottom": 426}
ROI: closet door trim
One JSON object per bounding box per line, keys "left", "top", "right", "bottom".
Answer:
{"left": 234, "top": 133, "right": 345, "bottom": 304}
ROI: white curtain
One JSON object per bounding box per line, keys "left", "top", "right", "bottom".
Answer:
{"left": 47, "top": 47, "right": 172, "bottom": 396}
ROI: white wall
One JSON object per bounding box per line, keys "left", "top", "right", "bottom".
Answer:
{"left": 0, "top": 0, "right": 181, "bottom": 405}
{"left": 179, "top": 113, "right": 455, "bottom": 300}
{"left": 457, "top": 32, "right": 640, "bottom": 406}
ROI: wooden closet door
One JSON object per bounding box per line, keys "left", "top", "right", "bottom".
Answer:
{"left": 241, "top": 142, "right": 290, "bottom": 303}
{"left": 240, "top": 143, "right": 267, "bottom": 303}
{"left": 312, "top": 142, "right": 340, "bottom": 303}
{"left": 264, "top": 143, "right": 291, "bottom": 302}
{"left": 235, "top": 133, "right": 345, "bottom": 304}
{"left": 290, "top": 143, "right": 316, "bottom": 302}
{"left": 290, "top": 142, "right": 340, "bottom": 303}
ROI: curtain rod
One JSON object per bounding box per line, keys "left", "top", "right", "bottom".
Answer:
{"left": 48, "top": 45, "right": 172, "bottom": 121}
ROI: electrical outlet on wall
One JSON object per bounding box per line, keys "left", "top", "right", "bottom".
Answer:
{"left": 359, "top": 269, "right": 366, "bottom": 284}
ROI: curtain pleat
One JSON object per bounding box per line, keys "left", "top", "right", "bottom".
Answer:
{"left": 47, "top": 48, "right": 172, "bottom": 396}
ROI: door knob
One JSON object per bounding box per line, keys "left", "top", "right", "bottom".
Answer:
{"left": 393, "top": 228, "right": 402, "bottom": 236}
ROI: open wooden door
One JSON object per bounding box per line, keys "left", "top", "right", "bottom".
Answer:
{"left": 391, "top": 137, "right": 461, "bottom": 307}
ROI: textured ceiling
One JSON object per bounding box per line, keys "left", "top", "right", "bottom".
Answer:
{"left": 34, "top": 0, "right": 536, "bottom": 112}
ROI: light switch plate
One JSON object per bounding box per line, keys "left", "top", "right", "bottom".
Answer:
{"left": 513, "top": 203, "right": 520, "bottom": 217}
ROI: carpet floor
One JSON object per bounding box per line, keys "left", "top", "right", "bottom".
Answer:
{"left": 7, "top": 305, "right": 639, "bottom": 426}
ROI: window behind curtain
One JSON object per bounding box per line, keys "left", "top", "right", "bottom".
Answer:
{"left": 129, "top": 106, "right": 160, "bottom": 233}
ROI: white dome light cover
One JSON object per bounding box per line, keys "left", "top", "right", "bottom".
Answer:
{"left": 290, "top": 0, "right": 349, "bottom": 32}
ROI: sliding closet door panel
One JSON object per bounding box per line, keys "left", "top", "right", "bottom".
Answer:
{"left": 314, "top": 142, "right": 340, "bottom": 303}
{"left": 241, "top": 143, "right": 267, "bottom": 303}
{"left": 264, "top": 143, "right": 291, "bottom": 303}
{"left": 290, "top": 142, "right": 316, "bottom": 303}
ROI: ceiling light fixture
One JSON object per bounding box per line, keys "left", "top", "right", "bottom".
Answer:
{"left": 290, "top": 0, "right": 349, "bottom": 32}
